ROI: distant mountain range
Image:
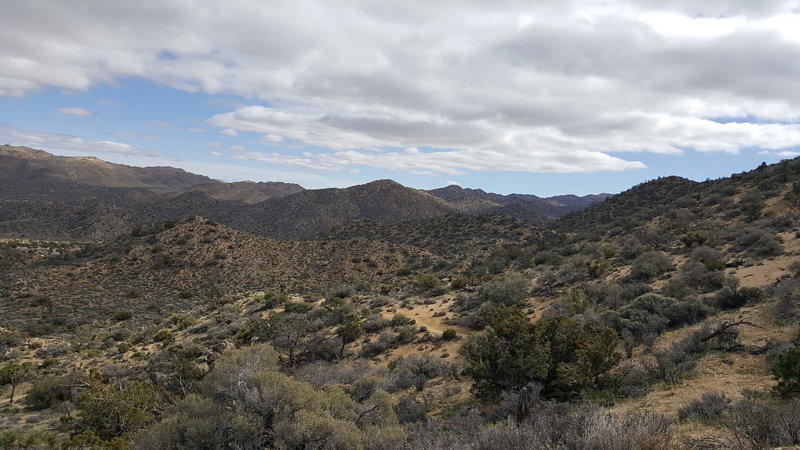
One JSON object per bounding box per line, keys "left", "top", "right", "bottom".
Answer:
{"left": 0, "top": 145, "right": 609, "bottom": 241}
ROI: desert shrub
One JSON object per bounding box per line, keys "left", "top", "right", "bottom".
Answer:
{"left": 390, "top": 314, "right": 415, "bottom": 327}
{"left": 770, "top": 344, "right": 800, "bottom": 395}
{"left": 461, "top": 307, "right": 620, "bottom": 400}
{"left": 648, "top": 348, "right": 698, "bottom": 385}
{"left": 331, "top": 285, "right": 355, "bottom": 299}
{"left": 132, "top": 395, "right": 265, "bottom": 449}
{"left": 112, "top": 310, "right": 132, "bottom": 321}
{"left": 738, "top": 189, "right": 765, "bottom": 221}
{"left": 732, "top": 226, "right": 783, "bottom": 256}
{"left": 152, "top": 329, "right": 174, "bottom": 343}
{"left": 274, "top": 409, "right": 364, "bottom": 450}
{"left": 72, "top": 381, "right": 161, "bottom": 440}
{"left": 713, "top": 284, "right": 763, "bottom": 310}
{"left": 681, "top": 231, "right": 709, "bottom": 248}
{"left": 556, "top": 255, "right": 591, "bottom": 284}
{"left": 476, "top": 273, "right": 529, "bottom": 306}
{"left": 283, "top": 301, "right": 313, "bottom": 314}
{"left": 369, "top": 295, "right": 391, "bottom": 308}
{"left": 261, "top": 291, "right": 289, "bottom": 308}
{"left": 384, "top": 354, "right": 454, "bottom": 393}
{"left": 678, "top": 392, "right": 731, "bottom": 422}
{"left": 25, "top": 372, "right": 86, "bottom": 410}
{"left": 0, "top": 429, "right": 60, "bottom": 449}
{"left": 442, "top": 328, "right": 457, "bottom": 340}
{"left": 415, "top": 274, "right": 442, "bottom": 293}
{"left": 675, "top": 261, "right": 725, "bottom": 293}
{"left": 394, "top": 396, "right": 427, "bottom": 423}
{"left": 604, "top": 293, "right": 711, "bottom": 340}
{"left": 629, "top": 251, "right": 674, "bottom": 281}
{"left": 450, "top": 274, "right": 472, "bottom": 290}
{"left": 724, "top": 396, "right": 800, "bottom": 449}
{"left": 791, "top": 260, "right": 800, "bottom": 278}
{"left": 689, "top": 246, "right": 726, "bottom": 270}
{"left": 576, "top": 410, "right": 673, "bottom": 450}
{"left": 362, "top": 314, "right": 390, "bottom": 333}
{"left": 772, "top": 279, "right": 800, "bottom": 319}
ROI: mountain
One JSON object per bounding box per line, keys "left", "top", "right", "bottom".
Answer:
{"left": 184, "top": 181, "right": 305, "bottom": 204}
{"left": 0, "top": 145, "right": 214, "bottom": 191}
{"left": 0, "top": 146, "right": 606, "bottom": 241}
{"left": 427, "top": 184, "right": 611, "bottom": 222}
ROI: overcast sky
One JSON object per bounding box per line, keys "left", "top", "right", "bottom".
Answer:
{"left": 2, "top": 0, "right": 800, "bottom": 195}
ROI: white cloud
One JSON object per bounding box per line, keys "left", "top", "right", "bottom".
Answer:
{"left": 258, "top": 134, "right": 284, "bottom": 143}
{"left": 3, "top": 1, "right": 800, "bottom": 175}
{"left": 0, "top": 124, "right": 160, "bottom": 158}
{"left": 114, "top": 130, "right": 162, "bottom": 141}
{"left": 56, "top": 107, "right": 92, "bottom": 116}
{"left": 210, "top": 151, "right": 223, "bottom": 157}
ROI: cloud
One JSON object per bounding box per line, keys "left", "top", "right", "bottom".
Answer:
{"left": 3, "top": 1, "right": 800, "bottom": 174}
{"left": 0, "top": 123, "right": 161, "bottom": 158}
{"left": 146, "top": 121, "right": 172, "bottom": 128}
{"left": 114, "top": 130, "right": 163, "bottom": 141}
{"left": 55, "top": 107, "right": 92, "bottom": 116}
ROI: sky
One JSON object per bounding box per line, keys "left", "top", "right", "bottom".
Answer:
{"left": 2, "top": 1, "right": 800, "bottom": 196}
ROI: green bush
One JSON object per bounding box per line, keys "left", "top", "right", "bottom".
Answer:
{"left": 442, "top": 329, "right": 457, "bottom": 340}
{"left": 152, "top": 330, "right": 174, "bottom": 343}
{"left": 476, "top": 273, "right": 529, "bottom": 306}
{"left": 629, "top": 251, "right": 674, "bottom": 281}
{"left": 415, "top": 274, "right": 442, "bottom": 293}
{"left": 461, "top": 306, "right": 621, "bottom": 400}
{"left": 770, "top": 344, "right": 800, "bottom": 395}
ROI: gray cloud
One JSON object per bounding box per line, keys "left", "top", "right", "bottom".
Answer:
{"left": 2, "top": 1, "right": 800, "bottom": 174}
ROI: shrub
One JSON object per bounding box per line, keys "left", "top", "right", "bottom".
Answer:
{"left": 629, "top": 251, "right": 674, "bottom": 281}
{"left": 74, "top": 381, "right": 161, "bottom": 440}
{"left": 476, "top": 273, "right": 529, "bottom": 306}
{"left": 725, "top": 396, "right": 800, "bottom": 449}
{"left": 442, "top": 329, "right": 457, "bottom": 340}
{"left": 689, "top": 246, "right": 726, "bottom": 271}
{"left": 461, "top": 307, "right": 621, "bottom": 400}
{"left": 678, "top": 392, "right": 731, "bottom": 422}
{"left": 732, "top": 226, "right": 783, "bottom": 256}
{"left": 25, "top": 373, "right": 85, "bottom": 410}
{"left": 112, "top": 311, "right": 133, "bottom": 321}
{"left": 676, "top": 261, "right": 725, "bottom": 293}
{"left": 415, "top": 274, "right": 442, "bottom": 293}
{"left": 385, "top": 354, "right": 454, "bottom": 392}
{"left": 394, "top": 396, "right": 427, "bottom": 423}
{"left": 152, "top": 329, "right": 174, "bottom": 343}
{"left": 132, "top": 395, "right": 264, "bottom": 449}
{"left": 362, "top": 315, "right": 390, "bottom": 333}
{"left": 770, "top": 344, "right": 800, "bottom": 395}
